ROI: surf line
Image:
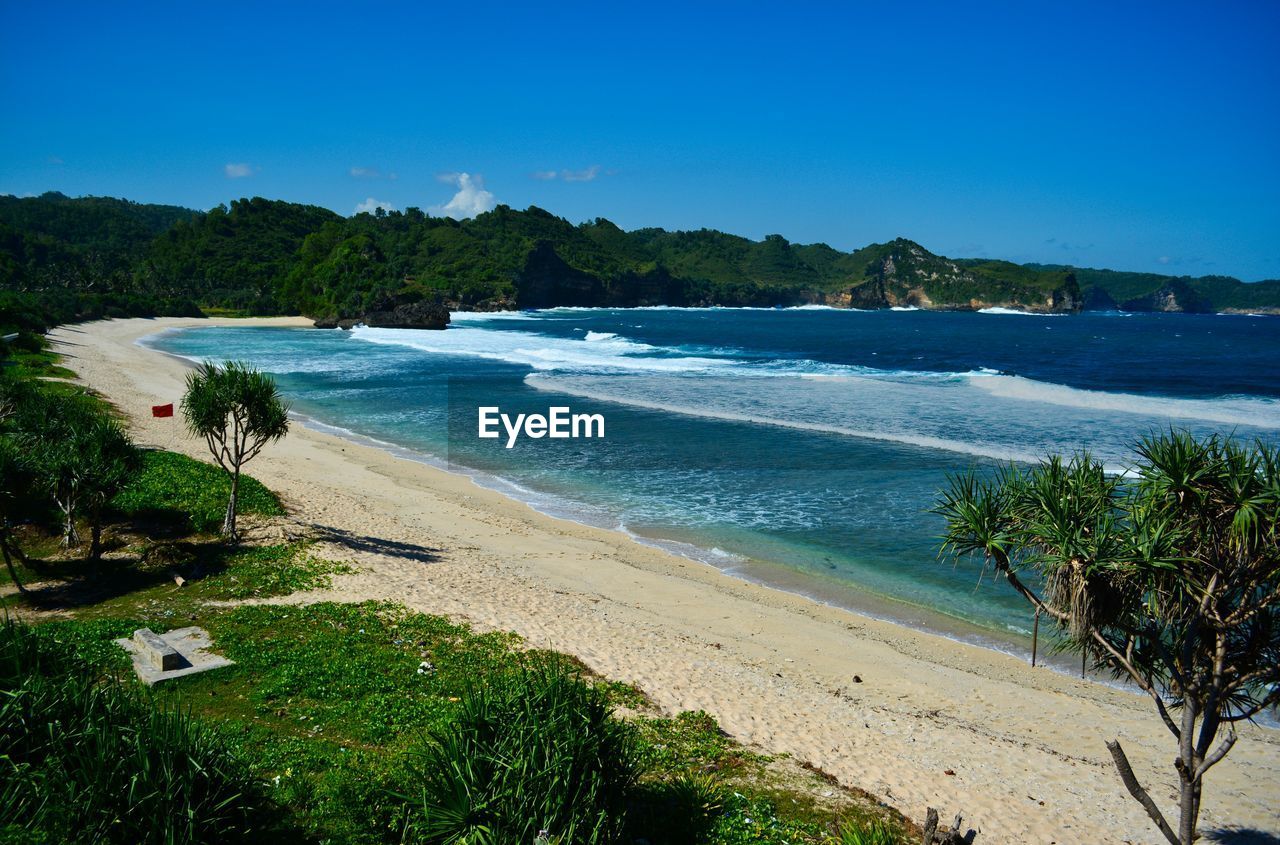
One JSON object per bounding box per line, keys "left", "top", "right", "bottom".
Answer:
{"left": 478, "top": 406, "right": 605, "bottom": 448}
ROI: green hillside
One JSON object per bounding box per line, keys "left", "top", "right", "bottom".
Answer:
{"left": 2, "top": 192, "right": 1277, "bottom": 333}
{"left": 0, "top": 191, "right": 195, "bottom": 290}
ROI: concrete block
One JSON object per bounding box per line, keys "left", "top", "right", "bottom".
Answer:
{"left": 133, "top": 628, "right": 183, "bottom": 671}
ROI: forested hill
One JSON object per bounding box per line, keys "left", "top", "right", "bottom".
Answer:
{"left": 0, "top": 192, "right": 196, "bottom": 290}
{"left": 2, "top": 192, "right": 1278, "bottom": 333}
{"left": 1024, "top": 263, "right": 1280, "bottom": 314}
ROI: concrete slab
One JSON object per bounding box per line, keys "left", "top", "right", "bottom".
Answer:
{"left": 114, "top": 626, "right": 234, "bottom": 685}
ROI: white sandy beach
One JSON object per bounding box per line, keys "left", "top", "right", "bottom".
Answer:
{"left": 47, "top": 317, "right": 1280, "bottom": 844}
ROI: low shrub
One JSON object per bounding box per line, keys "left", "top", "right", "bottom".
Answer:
{"left": 402, "top": 661, "right": 643, "bottom": 845}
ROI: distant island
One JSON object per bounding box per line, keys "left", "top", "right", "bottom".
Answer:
{"left": 2, "top": 191, "right": 1278, "bottom": 335}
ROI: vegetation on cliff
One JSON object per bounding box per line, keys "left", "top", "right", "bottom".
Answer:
{"left": 3, "top": 192, "right": 1278, "bottom": 331}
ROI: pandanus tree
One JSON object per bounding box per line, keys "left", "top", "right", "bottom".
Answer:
{"left": 22, "top": 395, "right": 138, "bottom": 560}
{"left": 0, "top": 437, "right": 31, "bottom": 592}
{"left": 0, "top": 376, "right": 34, "bottom": 589}
{"left": 77, "top": 415, "right": 140, "bottom": 561}
{"left": 181, "top": 361, "right": 289, "bottom": 542}
{"left": 934, "top": 431, "right": 1279, "bottom": 845}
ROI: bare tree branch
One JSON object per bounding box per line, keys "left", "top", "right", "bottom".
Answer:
{"left": 1107, "top": 740, "right": 1179, "bottom": 845}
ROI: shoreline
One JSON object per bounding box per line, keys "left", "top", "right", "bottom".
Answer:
{"left": 141, "top": 324, "right": 1070, "bottom": 672}
{"left": 48, "top": 317, "right": 1280, "bottom": 844}
{"left": 288, "top": 404, "right": 1072, "bottom": 674}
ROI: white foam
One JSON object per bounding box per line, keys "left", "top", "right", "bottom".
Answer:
{"left": 448, "top": 310, "right": 539, "bottom": 321}
{"left": 349, "top": 325, "right": 731, "bottom": 374}
{"left": 525, "top": 374, "right": 1050, "bottom": 464}
{"left": 978, "top": 307, "right": 1067, "bottom": 317}
{"left": 969, "top": 373, "right": 1280, "bottom": 428}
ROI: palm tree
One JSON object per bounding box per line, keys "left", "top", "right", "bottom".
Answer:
{"left": 181, "top": 361, "right": 289, "bottom": 542}
{"left": 934, "top": 431, "right": 1279, "bottom": 845}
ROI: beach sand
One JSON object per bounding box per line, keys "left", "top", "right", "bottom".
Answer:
{"left": 48, "top": 317, "right": 1280, "bottom": 844}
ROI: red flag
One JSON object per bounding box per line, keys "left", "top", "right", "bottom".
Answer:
{"left": 151, "top": 403, "right": 174, "bottom": 418}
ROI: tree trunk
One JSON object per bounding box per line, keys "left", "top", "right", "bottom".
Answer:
{"left": 1178, "top": 777, "right": 1197, "bottom": 845}
{"left": 61, "top": 503, "right": 78, "bottom": 548}
{"left": 88, "top": 505, "right": 103, "bottom": 563}
{"left": 222, "top": 467, "right": 240, "bottom": 541}
{"left": 1178, "top": 700, "right": 1200, "bottom": 844}
{"left": 1031, "top": 608, "right": 1040, "bottom": 667}
{"left": 1, "top": 532, "right": 28, "bottom": 595}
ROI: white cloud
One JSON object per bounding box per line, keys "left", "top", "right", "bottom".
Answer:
{"left": 562, "top": 165, "right": 601, "bottom": 182}
{"left": 224, "top": 162, "right": 254, "bottom": 178}
{"left": 431, "top": 172, "right": 496, "bottom": 219}
{"left": 530, "top": 165, "right": 603, "bottom": 182}
{"left": 350, "top": 166, "right": 379, "bottom": 178}
{"left": 354, "top": 197, "right": 396, "bottom": 215}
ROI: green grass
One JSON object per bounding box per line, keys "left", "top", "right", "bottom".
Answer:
{"left": 188, "top": 542, "right": 352, "bottom": 600}
{"left": 16, "top": 599, "right": 909, "bottom": 845}
{"left": 112, "top": 449, "right": 284, "bottom": 533}
{"left": 0, "top": 616, "right": 283, "bottom": 844}
{"left": 203, "top": 602, "right": 523, "bottom": 745}
{"left": 836, "top": 818, "right": 907, "bottom": 845}
{"left": 0, "top": 339, "right": 76, "bottom": 382}
{"left": 635, "top": 709, "right": 761, "bottom": 776}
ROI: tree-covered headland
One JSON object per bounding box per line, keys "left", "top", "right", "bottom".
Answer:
{"left": 4, "top": 191, "right": 1279, "bottom": 336}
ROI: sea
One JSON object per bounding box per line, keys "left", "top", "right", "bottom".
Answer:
{"left": 144, "top": 307, "right": 1280, "bottom": 659}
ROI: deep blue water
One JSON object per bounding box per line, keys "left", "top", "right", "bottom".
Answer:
{"left": 146, "top": 307, "right": 1280, "bottom": 648}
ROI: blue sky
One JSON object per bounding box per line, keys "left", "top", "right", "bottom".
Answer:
{"left": 2, "top": 1, "right": 1277, "bottom": 279}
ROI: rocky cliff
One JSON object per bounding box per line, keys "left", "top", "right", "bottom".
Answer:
{"left": 1119, "top": 281, "right": 1213, "bottom": 313}
{"left": 838, "top": 240, "right": 1081, "bottom": 312}
{"left": 314, "top": 298, "right": 450, "bottom": 330}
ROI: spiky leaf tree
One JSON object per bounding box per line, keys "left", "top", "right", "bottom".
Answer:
{"left": 22, "top": 395, "right": 100, "bottom": 549}
{"left": 77, "top": 415, "right": 140, "bottom": 562}
{"left": 181, "top": 361, "right": 289, "bottom": 541}
{"left": 21, "top": 395, "right": 138, "bottom": 560}
{"left": 934, "top": 431, "right": 1280, "bottom": 845}
{"left": 0, "top": 375, "right": 35, "bottom": 589}
{"left": 0, "top": 437, "right": 32, "bottom": 593}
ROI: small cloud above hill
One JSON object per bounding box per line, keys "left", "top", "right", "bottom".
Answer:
{"left": 431, "top": 172, "right": 496, "bottom": 219}
{"left": 354, "top": 197, "right": 396, "bottom": 215}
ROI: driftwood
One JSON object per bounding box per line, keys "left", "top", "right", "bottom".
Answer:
{"left": 922, "top": 807, "right": 976, "bottom": 844}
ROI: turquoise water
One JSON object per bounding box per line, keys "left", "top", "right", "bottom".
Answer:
{"left": 146, "top": 308, "right": 1280, "bottom": 650}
